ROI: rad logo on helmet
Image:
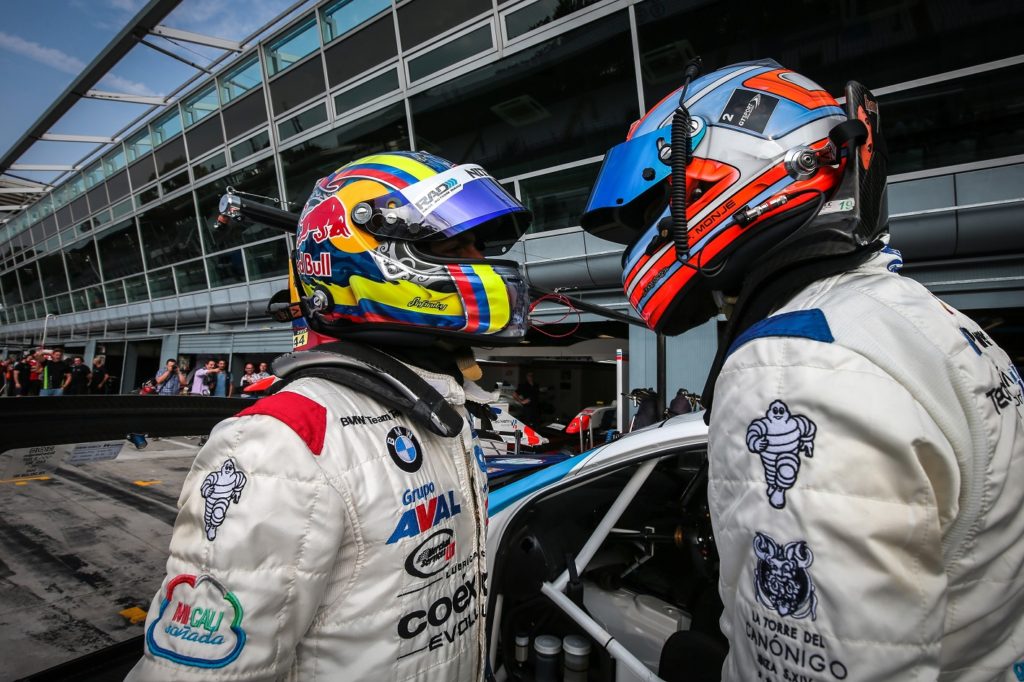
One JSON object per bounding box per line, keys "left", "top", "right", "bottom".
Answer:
{"left": 414, "top": 178, "right": 461, "bottom": 214}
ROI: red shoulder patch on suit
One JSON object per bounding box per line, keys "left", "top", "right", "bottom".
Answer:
{"left": 235, "top": 392, "right": 326, "bottom": 455}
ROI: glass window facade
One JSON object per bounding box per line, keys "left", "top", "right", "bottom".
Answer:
{"left": 151, "top": 109, "right": 183, "bottom": 146}
{"left": 408, "top": 25, "right": 492, "bottom": 83}
{"left": 882, "top": 62, "right": 1024, "bottom": 174}
{"left": 196, "top": 157, "right": 281, "bottom": 253}
{"left": 266, "top": 16, "right": 319, "bottom": 75}
{"left": 398, "top": 0, "right": 491, "bottom": 50}
{"left": 279, "top": 103, "right": 329, "bottom": 141}
{"left": 154, "top": 136, "right": 187, "bottom": 176}
{"left": 519, "top": 162, "right": 601, "bottom": 233}
{"left": 175, "top": 259, "right": 209, "bottom": 293}
{"left": 505, "top": 0, "right": 603, "bottom": 40}
{"left": 148, "top": 266, "right": 176, "bottom": 298}
{"left": 207, "top": 250, "right": 247, "bottom": 288}
{"left": 230, "top": 131, "right": 271, "bottom": 163}
{"left": 138, "top": 193, "right": 203, "bottom": 268}
{"left": 38, "top": 253, "right": 68, "bottom": 294}
{"left": 184, "top": 84, "right": 219, "bottom": 127}
{"left": 64, "top": 238, "right": 102, "bottom": 289}
{"left": 223, "top": 89, "right": 269, "bottom": 140}
{"left": 193, "top": 152, "right": 228, "bottom": 180}
{"left": 219, "top": 56, "right": 262, "bottom": 104}
{"left": 323, "top": 12, "right": 397, "bottom": 87}
{"left": 1, "top": 271, "right": 21, "bottom": 306}
{"left": 126, "top": 130, "right": 152, "bottom": 163}
{"left": 6, "top": 0, "right": 1024, "bottom": 345}
{"left": 334, "top": 68, "right": 399, "bottom": 116}
{"left": 279, "top": 102, "right": 410, "bottom": 205}
{"left": 633, "top": 0, "right": 1024, "bottom": 111}
{"left": 410, "top": 12, "right": 637, "bottom": 177}
{"left": 103, "top": 147, "right": 126, "bottom": 176}
{"left": 244, "top": 238, "right": 289, "bottom": 281}
{"left": 269, "top": 57, "right": 326, "bottom": 115}
{"left": 96, "top": 219, "right": 144, "bottom": 280}
{"left": 124, "top": 274, "right": 149, "bottom": 303}
{"left": 85, "top": 284, "right": 105, "bottom": 309}
{"left": 16, "top": 262, "right": 42, "bottom": 302}
{"left": 104, "top": 280, "right": 126, "bottom": 306}
{"left": 321, "top": 0, "right": 391, "bottom": 43}
{"left": 186, "top": 115, "right": 225, "bottom": 159}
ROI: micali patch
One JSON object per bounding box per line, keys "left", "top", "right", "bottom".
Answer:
{"left": 146, "top": 574, "right": 246, "bottom": 668}
{"left": 200, "top": 458, "right": 247, "bottom": 541}
{"left": 746, "top": 400, "right": 816, "bottom": 509}
{"left": 718, "top": 88, "right": 779, "bottom": 134}
{"left": 753, "top": 532, "right": 817, "bottom": 620}
{"left": 387, "top": 426, "right": 423, "bottom": 473}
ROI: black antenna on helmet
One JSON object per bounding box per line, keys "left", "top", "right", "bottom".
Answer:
{"left": 670, "top": 57, "right": 703, "bottom": 262}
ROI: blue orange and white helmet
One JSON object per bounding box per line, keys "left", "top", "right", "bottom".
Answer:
{"left": 581, "top": 59, "right": 885, "bottom": 335}
{"left": 294, "top": 151, "right": 531, "bottom": 345}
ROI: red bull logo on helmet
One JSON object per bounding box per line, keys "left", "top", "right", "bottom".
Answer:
{"left": 296, "top": 252, "right": 332, "bottom": 278}
{"left": 298, "top": 195, "right": 351, "bottom": 245}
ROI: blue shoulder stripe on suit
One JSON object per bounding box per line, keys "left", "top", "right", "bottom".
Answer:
{"left": 727, "top": 309, "right": 834, "bottom": 359}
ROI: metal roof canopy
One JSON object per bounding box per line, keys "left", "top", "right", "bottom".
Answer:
{"left": 0, "top": 0, "right": 183, "bottom": 178}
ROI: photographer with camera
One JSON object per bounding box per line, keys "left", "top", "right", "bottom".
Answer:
{"left": 154, "top": 358, "right": 186, "bottom": 396}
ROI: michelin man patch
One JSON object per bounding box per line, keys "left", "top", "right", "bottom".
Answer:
{"left": 146, "top": 573, "right": 246, "bottom": 668}
{"left": 746, "top": 400, "right": 816, "bottom": 509}
{"left": 200, "top": 458, "right": 247, "bottom": 541}
{"left": 753, "top": 532, "right": 817, "bottom": 620}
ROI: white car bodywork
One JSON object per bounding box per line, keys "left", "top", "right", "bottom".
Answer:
{"left": 486, "top": 413, "right": 712, "bottom": 682}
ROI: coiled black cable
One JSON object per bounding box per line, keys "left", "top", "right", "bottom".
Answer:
{"left": 670, "top": 58, "right": 703, "bottom": 263}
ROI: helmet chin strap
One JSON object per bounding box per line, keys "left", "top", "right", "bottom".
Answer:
{"left": 670, "top": 58, "right": 703, "bottom": 263}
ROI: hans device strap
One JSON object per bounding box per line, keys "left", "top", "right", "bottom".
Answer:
{"left": 268, "top": 343, "right": 464, "bottom": 438}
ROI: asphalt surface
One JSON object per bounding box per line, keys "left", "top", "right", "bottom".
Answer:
{"left": 0, "top": 439, "right": 201, "bottom": 680}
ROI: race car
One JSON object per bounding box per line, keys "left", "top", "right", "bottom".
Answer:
{"left": 563, "top": 401, "right": 619, "bottom": 450}
{"left": 484, "top": 412, "right": 718, "bottom": 682}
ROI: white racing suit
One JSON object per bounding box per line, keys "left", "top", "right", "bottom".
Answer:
{"left": 709, "top": 247, "right": 1024, "bottom": 681}
{"left": 127, "top": 363, "right": 490, "bottom": 681}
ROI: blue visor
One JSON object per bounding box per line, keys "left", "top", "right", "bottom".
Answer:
{"left": 581, "top": 119, "right": 706, "bottom": 243}
{"left": 363, "top": 165, "right": 530, "bottom": 255}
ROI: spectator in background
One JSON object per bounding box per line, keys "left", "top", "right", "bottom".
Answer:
{"left": 27, "top": 352, "right": 41, "bottom": 395}
{"left": 255, "top": 361, "right": 270, "bottom": 381}
{"left": 238, "top": 363, "right": 259, "bottom": 398}
{"left": 38, "top": 349, "right": 70, "bottom": 396}
{"left": 0, "top": 355, "right": 13, "bottom": 396}
{"left": 65, "top": 356, "right": 91, "bottom": 395}
{"left": 13, "top": 353, "right": 32, "bottom": 396}
{"left": 513, "top": 369, "right": 541, "bottom": 425}
{"left": 191, "top": 359, "right": 217, "bottom": 396}
{"left": 214, "top": 358, "right": 233, "bottom": 397}
{"left": 155, "top": 358, "right": 186, "bottom": 395}
{"left": 89, "top": 356, "right": 110, "bottom": 394}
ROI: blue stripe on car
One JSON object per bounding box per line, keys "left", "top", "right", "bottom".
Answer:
{"left": 489, "top": 455, "right": 584, "bottom": 516}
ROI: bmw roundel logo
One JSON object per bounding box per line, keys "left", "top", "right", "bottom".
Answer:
{"left": 386, "top": 426, "right": 422, "bottom": 473}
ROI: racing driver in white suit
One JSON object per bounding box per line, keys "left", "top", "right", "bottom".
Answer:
{"left": 127, "top": 151, "right": 533, "bottom": 681}
{"left": 581, "top": 59, "right": 1024, "bottom": 680}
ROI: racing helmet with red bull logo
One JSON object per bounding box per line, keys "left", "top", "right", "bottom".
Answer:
{"left": 581, "top": 59, "right": 887, "bottom": 335}
{"left": 294, "top": 151, "right": 532, "bottom": 345}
